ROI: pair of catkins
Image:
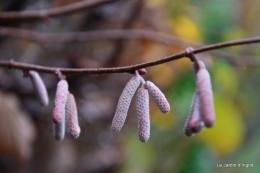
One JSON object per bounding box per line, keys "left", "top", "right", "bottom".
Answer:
{"left": 26, "top": 71, "right": 80, "bottom": 140}
{"left": 184, "top": 60, "right": 215, "bottom": 136}
{"left": 52, "top": 79, "right": 81, "bottom": 140}
{"left": 111, "top": 71, "right": 170, "bottom": 142}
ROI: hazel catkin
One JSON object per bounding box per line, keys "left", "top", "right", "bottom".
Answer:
{"left": 144, "top": 81, "right": 170, "bottom": 114}
{"left": 53, "top": 80, "right": 68, "bottom": 124}
{"left": 28, "top": 70, "right": 49, "bottom": 106}
{"left": 111, "top": 75, "right": 141, "bottom": 132}
{"left": 65, "top": 93, "right": 80, "bottom": 139}
{"left": 53, "top": 116, "right": 65, "bottom": 140}
{"left": 195, "top": 60, "right": 215, "bottom": 127}
{"left": 184, "top": 92, "right": 204, "bottom": 137}
{"left": 136, "top": 87, "right": 150, "bottom": 142}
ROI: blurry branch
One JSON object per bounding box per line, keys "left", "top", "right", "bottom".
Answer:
{"left": 0, "top": 26, "right": 196, "bottom": 46}
{"left": 0, "top": 26, "right": 258, "bottom": 65}
{"left": 0, "top": 0, "right": 114, "bottom": 20}
{"left": 0, "top": 35, "right": 260, "bottom": 75}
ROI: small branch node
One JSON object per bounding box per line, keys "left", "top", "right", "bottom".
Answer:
{"left": 8, "top": 59, "right": 14, "bottom": 69}
{"left": 135, "top": 70, "right": 145, "bottom": 86}
{"left": 23, "top": 70, "right": 30, "bottom": 77}
{"left": 55, "top": 70, "right": 65, "bottom": 80}
{"left": 186, "top": 47, "right": 200, "bottom": 70}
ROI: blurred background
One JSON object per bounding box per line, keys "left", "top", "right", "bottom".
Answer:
{"left": 0, "top": 0, "right": 260, "bottom": 172}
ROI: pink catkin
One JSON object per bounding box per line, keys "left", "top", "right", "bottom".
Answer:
{"left": 144, "top": 81, "right": 170, "bottom": 114}
{"left": 65, "top": 93, "right": 81, "bottom": 139}
{"left": 195, "top": 60, "right": 215, "bottom": 127}
{"left": 184, "top": 92, "right": 204, "bottom": 137}
{"left": 136, "top": 88, "right": 150, "bottom": 142}
{"left": 111, "top": 75, "right": 141, "bottom": 132}
{"left": 28, "top": 70, "right": 49, "bottom": 106}
{"left": 53, "top": 80, "right": 69, "bottom": 124}
{"left": 53, "top": 116, "right": 65, "bottom": 140}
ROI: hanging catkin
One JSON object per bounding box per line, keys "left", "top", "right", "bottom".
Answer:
{"left": 65, "top": 93, "right": 80, "bottom": 139}
{"left": 53, "top": 116, "right": 65, "bottom": 140}
{"left": 28, "top": 70, "right": 49, "bottom": 106}
{"left": 53, "top": 80, "right": 69, "bottom": 124}
{"left": 144, "top": 81, "right": 170, "bottom": 114}
{"left": 195, "top": 60, "right": 215, "bottom": 127}
{"left": 184, "top": 92, "right": 204, "bottom": 136}
{"left": 111, "top": 75, "right": 141, "bottom": 132}
{"left": 136, "top": 88, "right": 150, "bottom": 142}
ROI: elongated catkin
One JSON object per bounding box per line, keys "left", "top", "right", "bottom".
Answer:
{"left": 184, "top": 92, "right": 204, "bottom": 137}
{"left": 136, "top": 88, "right": 150, "bottom": 142}
{"left": 65, "top": 93, "right": 80, "bottom": 139}
{"left": 28, "top": 70, "right": 49, "bottom": 106}
{"left": 53, "top": 116, "right": 65, "bottom": 140}
{"left": 195, "top": 60, "right": 215, "bottom": 127}
{"left": 111, "top": 75, "right": 141, "bottom": 132}
{"left": 144, "top": 81, "right": 170, "bottom": 114}
{"left": 53, "top": 80, "right": 68, "bottom": 124}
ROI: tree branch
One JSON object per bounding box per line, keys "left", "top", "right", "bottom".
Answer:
{"left": 1, "top": 26, "right": 258, "bottom": 66}
{"left": 0, "top": 36, "right": 260, "bottom": 75}
{"left": 0, "top": 0, "right": 114, "bottom": 20}
{"left": 0, "top": 26, "right": 196, "bottom": 47}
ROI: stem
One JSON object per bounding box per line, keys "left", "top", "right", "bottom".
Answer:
{"left": 0, "top": 36, "right": 260, "bottom": 75}
{"left": 0, "top": 0, "right": 114, "bottom": 20}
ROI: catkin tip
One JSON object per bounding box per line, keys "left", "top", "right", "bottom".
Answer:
{"left": 137, "top": 88, "right": 150, "bottom": 142}
{"left": 144, "top": 81, "right": 170, "bottom": 114}
{"left": 53, "top": 120, "right": 65, "bottom": 140}
{"left": 65, "top": 93, "right": 81, "bottom": 139}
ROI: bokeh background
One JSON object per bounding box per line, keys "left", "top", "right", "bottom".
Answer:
{"left": 0, "top": 0, "right": 260, "bottom": 172}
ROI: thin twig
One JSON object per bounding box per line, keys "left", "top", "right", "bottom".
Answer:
{"left": 1, "top": 26, "right": 258, "bottom": 65}
{"left": 0, "top": 36, "right": 260, "bottom": 75}
{"left": 0, "top": 26, "right": 195, "bottom": 47}
{"left": 0, "top": 0, "right": 114, "bottom": 20}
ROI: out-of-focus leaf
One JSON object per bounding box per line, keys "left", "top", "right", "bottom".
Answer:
{"left": 119, "top": 133, "right": 155, "bottom": 173}
{"left": 150, "top": 101, "right": 176, "bottom": 131}
{"left": 198, "top": 95, "right": 245, "bottom": 156}
{"left": 0, "top": 91, "right": 36, "bottom": 167}
{"left": 171, "top": 15, "right": 202, "bottom": 42}
{"left": 149, "top": 64, "right": 176, "bottom": 89}
{"left": 168, "top": 71, "right": 196, "bottom": 118}
{"left": 197, "top": 1, "right": 236, "bottom": 43}
{"left": 212, "top": 60, "right": 239, "bottom": 96}
{"left": 178, "top": 143, "right": 216, "bottom": 173}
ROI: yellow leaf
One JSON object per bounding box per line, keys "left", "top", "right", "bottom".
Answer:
{"left": 171, "top": 16, "right": 202, "bottom": 42}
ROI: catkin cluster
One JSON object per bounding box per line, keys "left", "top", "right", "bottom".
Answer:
{"left": 53, "top": 80, "right": 81, "bottom": 140}
{"left": 25, "top": 71, "right": 80, "bottom": 139}
{"left": 24, "top": 63, "right": 216, "bottom": 141}
{"left": 111, "top": 72, "right": 170, "bottom": 142}
{"left": 184, "top": 60, "right": 215, "bottom": 137}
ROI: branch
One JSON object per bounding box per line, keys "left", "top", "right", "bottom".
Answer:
{"left": 1, "top": 26, "right": 258, "bottom": 66}
{"left": 0, "top": 0, "right": 114, "bottom": 20}
{"left": 1, "top": 36, "right": 260, "bottom": 75}
{"left": 0, "top": 26, "right": 196, "bottom": 47}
